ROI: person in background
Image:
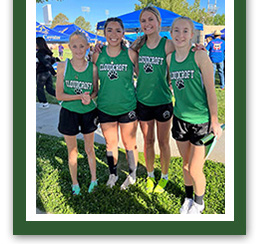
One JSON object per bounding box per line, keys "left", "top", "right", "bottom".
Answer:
{"left": 36, "top": 37, "right": 59, "bottom": 109}
{"left": 92, "top": 17, "right": 139, "bottom": 190}
{"left": 56, "top": 30, "right": 99, "bottom": 195}
{"left": 206, "top": 30, "right": 225, "bottom": 90}
{"left": 167, "top": 17, "right": 222, "bottom": 214}
{"left": 204, "top": 36, "right": 213, "bottom": 47}
{"left": 58, "top": 43, "right": 64, "bottom": 59}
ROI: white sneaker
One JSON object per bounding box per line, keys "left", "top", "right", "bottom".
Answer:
{"left": 106, "top": 174, "right": 118, "bottom": 188}
{"left": 188, "top": 201, "right": 205, "bottom": 214}
{"left": 180, "top": 198, "right": 194, "bottom": 214}
{"left": 120, "top": 175, "right": 136, "bottom": 190}
{"left": 39, "top": 102, "right": 49, "bottom": 109}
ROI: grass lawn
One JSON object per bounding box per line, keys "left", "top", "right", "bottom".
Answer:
{"left": 37, "top": 133, "right": 225, "bottom": 214}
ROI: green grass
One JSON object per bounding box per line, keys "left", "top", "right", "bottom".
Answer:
{"left": 36, "top": 133, "right": 225, "bottom": 214}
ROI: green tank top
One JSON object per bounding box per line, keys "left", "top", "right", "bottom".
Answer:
{"left": 61, "top": 59, "right": 96, "bottom": 114}
{"left": 96, "top": 46, "right": 136, "bottom": 116}
{"left": 137, "top": 37, "right": 172, "bottom": 106}
{"left": 169, "top": 49, "right": 210, "bottom": 124}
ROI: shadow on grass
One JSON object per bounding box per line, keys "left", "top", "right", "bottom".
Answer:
{"left": 36, "top": 133, "right": 225, "bottom": 214}
{"left": 36, "top": 133, "right": 186, "bottom": 214}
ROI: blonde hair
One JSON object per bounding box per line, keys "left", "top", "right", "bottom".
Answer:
{"left": 69, "top": 30, "right": 89, "bottom": 44}
{"left": 170, "top": 16, "right": 194, "bottom": 34}
{"left": 131, "top": 6, "right": 161, "bottom": 51}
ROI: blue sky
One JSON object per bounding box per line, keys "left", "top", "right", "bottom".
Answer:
{"left": 36, "top": 0, "right": 225, "bottom": 31}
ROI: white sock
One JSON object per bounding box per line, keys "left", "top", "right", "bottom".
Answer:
{"left": 147, "top": 171, "right": 154, "bottom": 178}
{"left": 161, "top": 173, "right": 168, "bottom": 180}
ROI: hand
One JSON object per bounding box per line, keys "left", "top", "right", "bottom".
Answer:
{"left": 81, "top": 92, "right": 91, "bottom": 105}
{"left": 210, "top": 121, "right": 222, "bottom": 139}
{"left": 94, "top": 43, "right": 103, "bottom": 53}
{"left": 192, "top": 43, "right": 206, "bottom": 52}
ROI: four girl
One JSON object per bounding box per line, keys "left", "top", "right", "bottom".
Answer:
{"left": 42, "top": 10, "right": 222, "bottom": 214}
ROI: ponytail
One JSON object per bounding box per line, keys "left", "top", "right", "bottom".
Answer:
{"left": 130, "top": 34, "right": 147, "bottom": 51}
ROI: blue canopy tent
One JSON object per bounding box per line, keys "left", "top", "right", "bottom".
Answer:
{"left": 125, "top": 31, "right": 171, "bottom": 42}
{"left": 36, "top": 22, "right": 69, "bottom": 43}
{"left": 97, "top": 7, "right": 203, "bottom": 32}
{"left": 205, "top": 28, "right": 225, "bottom": 39}
{"left": 53, "top": 24, "right": 106, "bottom": 43}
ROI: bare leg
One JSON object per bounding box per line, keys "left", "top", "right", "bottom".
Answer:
{"left": 156, "top": 119, "right": 172, "bottom": 175}
{"left": 139, "top": 120, "right": 155, "bottom": 173}
{"left": 176, "top": 140, "right": 192, "bottom": 186}
{"left": 120, "top": 121, "right": 138, "bottom": 166}
{"left": 188, "top": 144, "right": 206, "bottom": 196}
{"left": 83, "top": 132, "right": 96, "bottom": 181}
{"left": 64, "top": 135, "right": 78, "bottom": 185}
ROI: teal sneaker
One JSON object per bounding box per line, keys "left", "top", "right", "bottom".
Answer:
{"left": 88, "top": 180, "right": 98, "bottom": 193}
{"left": 153, "top": 178, "right": 168, "bottom": 194}
{"left": 72, "top": 184, "right": 81, "bottom": 195}
{"left": 146, "top": 177, "right": 156, "bottom": 193}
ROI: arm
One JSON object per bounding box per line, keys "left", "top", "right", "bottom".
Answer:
{"left": 165, "top": 39, "right": 175, "bottom": 55}
{"left": 128, "top": 48, "right": 139, "bottom": 76}
{"left": 166, "top": 53, "right": 173, "bottom": 91}
{"left": 92, "top": 52, "right": 99, "bottom": 65}
{"left": 56, "top": 62, "right": 85, "bottom": 102}
{"left": 195, "top": 50, "right": 222, "bottom": 138}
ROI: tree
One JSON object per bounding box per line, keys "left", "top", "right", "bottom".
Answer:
{"left": 134, "top": 0, "right": 225, "bottom": 25}
{"left": 213, "top": 13, "right": 225, "bottom": 25}
{"left": 51, "top": 13, "right": 70, "bottom": 28}
{"left": 74, "top": 16, "right": 92, "bottom": 32}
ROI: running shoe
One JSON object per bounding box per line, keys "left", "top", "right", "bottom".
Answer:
{"left": 120, "top": 175, "right": 136, "bottom": 190}
{"left": 146, "top": 177, "right": 156, "bottom": 193}
{"left": 106, "top": 174, "right": 118, "bottom": 188}
{"left": 153, "top": 178, "right": 168, "bottom": 193}
{"left": 188, "top": 200, "right": 205, "bottom": 214}
{"left": 39, "top": 102, "right": 50, "bottom": 109}
{"left": 88, "top": 179, "right": 98, "bottom": 193}
{"left": 72, "top": 184, "right": 81, "bottom": 196}
{"left": 180, "top": 198, "right": 193, "bottom": 214}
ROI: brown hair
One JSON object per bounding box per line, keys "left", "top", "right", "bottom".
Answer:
{"left": 130, "top": 6, "right": 161, "bottom": 51}
{"left": 104, "top": 17, "right": 126, "bottom": 49}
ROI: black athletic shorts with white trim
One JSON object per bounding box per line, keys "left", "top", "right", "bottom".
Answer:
{"left": 58, "top": 107, "right": 98, "bottom": 136}
{"left": 137, "top": 101, "right": 173, "bottom": 122}
{"left": 98, "top": 109, "right": 137, "bottom": 124}
{"left": 172, "top": 116, "right": 210, "bottom": 146}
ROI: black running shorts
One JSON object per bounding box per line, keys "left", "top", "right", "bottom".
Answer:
{"left": 98, "top": 109, "right": 137, "bottom": 124}
{"left": 137, "top": 101, "right": 173, "bottom": 122}
{"left": 172, "top": 116, "right": 210, "bottom": 146}
{"left": 58, "top": 107, "right": 98, "bottom": 136}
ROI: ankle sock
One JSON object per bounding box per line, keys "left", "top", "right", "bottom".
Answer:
{"left": 147, "top": 171, "right": 154, "bottom": 178}
{"left": 161, "top": 173, "right": 168, "bottom": 180}
{"left": 194, "top": 193, "right": 204, "bottom": 205}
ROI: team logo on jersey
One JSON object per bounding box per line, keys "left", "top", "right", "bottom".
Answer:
{"left": 163, "top": 110, "right": 171, "bottom": 120}
{"left": 74, "top": 87, "right": 83, "bottom": 94}
{"left": 107, "top": 70, "right": 118, "bottom": 80}
{"left": 175, "top": 79, "right": 185, "bottom": 90}
{"left": 143, "top": 63, "right": 153, "bottom": 73}
{"left": 128, "top": 111, "right": 136, "bottom": 120}
{"left": 213, "top": 43, "right": 222, "bottom": 50}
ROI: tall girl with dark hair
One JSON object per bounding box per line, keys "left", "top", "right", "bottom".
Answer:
{"left": 36, "top": 37, "right": 58, "bottom": 108}
{"left": 92, "top": 18, "right": 139, "bottom": 190}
